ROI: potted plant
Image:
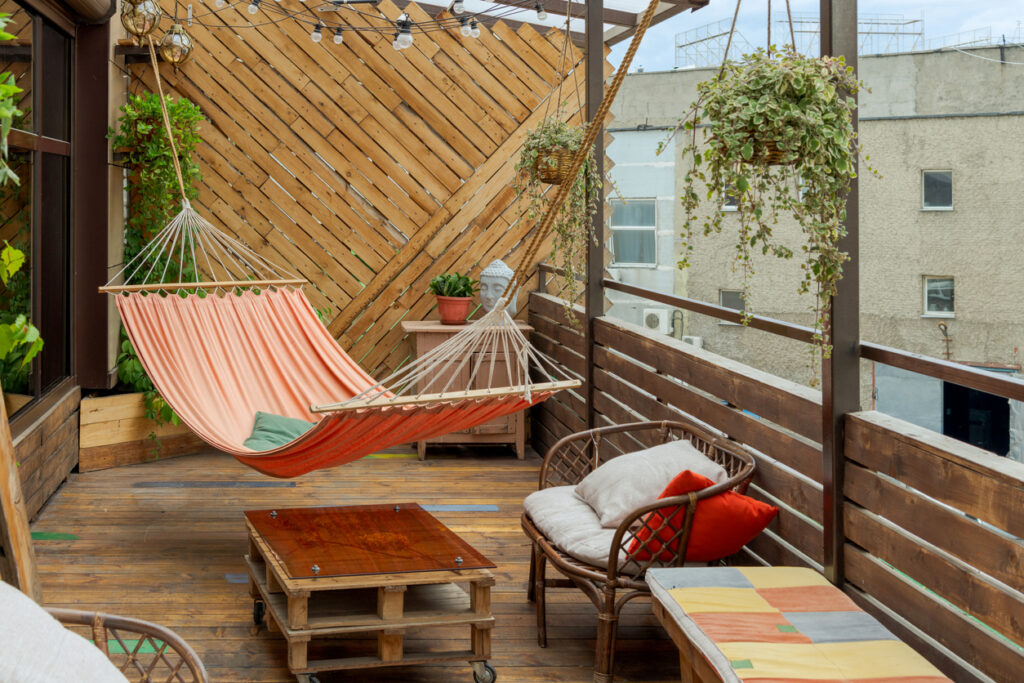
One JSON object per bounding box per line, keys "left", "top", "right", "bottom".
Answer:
{"left": 671, "top": 46, "right": 875, "bottom": 359}
{"left": 429, "top": 272, "right": 477, "bottom": 325}
{"left": 514, "top": 116, "right": 600, "bottom": 318}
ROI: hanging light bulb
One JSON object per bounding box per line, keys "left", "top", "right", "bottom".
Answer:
{"left": 311, "top": 23, "right": 323, "bottom": 43}
{"left": 214, "top": 0, "right": 225, "bottom": 7}
{"left": 397, "top": 24, "right": 413, "bottom": 48}
{"left": 158, "top": 22, "right": 195, "bottom": 65}
{"left": 392, "top": 32, "right": 401, "bottom": 50}
{"left": 247, "top": 0, "right": 259, "bottom": 14}
{"left": 332, "top": 28, "right": 344, "bottom": 45}
{"left": 470, "top": 19, "right": 480, "bottom": 38}
{"left": 452, "top": 0, "right": 464, "bottom": 14}
{"left": 459, "top": 16, "right": 471, "bottom": 37}
{"left": 120, "top": 0, "right": 162, "bottom": 39}
{"left": 535, "top": 2, "right": 547, "bottom": 21}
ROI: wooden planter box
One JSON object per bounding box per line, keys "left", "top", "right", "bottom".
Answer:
{"left": 79, "top": 393, "right": 207, "bottom": 472}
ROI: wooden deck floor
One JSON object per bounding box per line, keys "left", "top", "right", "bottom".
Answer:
{"left": 31, "top": 447, "right": 678, "bottom": 683}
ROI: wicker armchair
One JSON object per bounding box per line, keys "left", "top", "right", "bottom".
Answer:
{"left": 521, "top": 419, "right": 757, "bottom": 683}
{"left": 46, "top": 607, "right": 210, "bottom": 683}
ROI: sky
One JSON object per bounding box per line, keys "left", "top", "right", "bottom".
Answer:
{"left": 607, "top": 0, "right": 1024, "bottom": 72}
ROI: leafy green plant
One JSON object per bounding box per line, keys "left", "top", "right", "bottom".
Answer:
{"left": 0, "top": 13, "right": 22, "bottom": 187}
{"left": 670, "top": 47, "right": 876, "bottom": 360}
{"left": 428, "top": 272, "right": 477, "bottom": 298}
{"left": 0, "top": 242, "right": 41, "bottom": 393}
{"left": 109, "top": 92, "right": 203, "bottom": 425}
{"left": 514, "top": 116, "right": 599, "bottom": 319}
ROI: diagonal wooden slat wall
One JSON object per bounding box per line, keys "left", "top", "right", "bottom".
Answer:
{"left": 128, "top": 0, "right": 605, "bottom": 378}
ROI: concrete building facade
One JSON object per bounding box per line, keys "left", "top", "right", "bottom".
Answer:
{"left": 606, "top": 46, "right": 1024, "bottom": 461}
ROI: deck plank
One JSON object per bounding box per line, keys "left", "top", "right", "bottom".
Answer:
{"left": 32, "top": 449, "right": 678, "bottom": 682}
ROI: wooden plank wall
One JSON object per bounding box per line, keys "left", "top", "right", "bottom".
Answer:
{"left": 127, "top": 1, "right": 599, "bottom": 378}
{"left": 527, "top": 291, "right": 824, "bottom": 570}
{"left": 11, "top": 385, "right": 80, "bottom": 519}
{"left": 843, "top": 412, "right": 1024, "bottom": 683}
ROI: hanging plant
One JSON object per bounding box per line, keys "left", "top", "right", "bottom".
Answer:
{"left": 108, "top": 91, "right": 203, "bottom": 426}
{"left": 514, "top": 116, "right": 599, "bottom": 320}
{"left": 671, "top": 46, "right": 876, "bottom": 360}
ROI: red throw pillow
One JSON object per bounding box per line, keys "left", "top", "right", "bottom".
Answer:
{"left": 627, "top": 470, "right": 778, "bottom": 563}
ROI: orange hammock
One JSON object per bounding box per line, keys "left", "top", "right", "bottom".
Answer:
{"left": 118, "top": 287, "right": 567, "bottom": 478}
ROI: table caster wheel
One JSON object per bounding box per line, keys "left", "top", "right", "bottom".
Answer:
{"left": 473, "top": 662, "right": 496, "bottom": 683}
{"left": 253, "top": 599, "right": 266, "bottom": 626}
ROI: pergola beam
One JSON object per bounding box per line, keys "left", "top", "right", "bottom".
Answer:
{"left": 605, "top": 0, "right": 708, "bottom": 46}
{"left": 391, "top": 0, "right": 587, "bottom": 45}
{"left": 488, "top": 0, "right": 637, "bottom": 27}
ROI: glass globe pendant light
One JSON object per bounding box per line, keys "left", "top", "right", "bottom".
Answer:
{"left": 158, "top": 23, "right": 195, "bottom": 65}
{"left": 121, "top": 0, "right": 163, "bottom": 40}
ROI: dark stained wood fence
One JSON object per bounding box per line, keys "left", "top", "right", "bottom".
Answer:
{"left": 529, "top": 289, "right": 1024, "bottom": 683}
{"left": 128, "top": 1, "right": 599, "bottom": 377}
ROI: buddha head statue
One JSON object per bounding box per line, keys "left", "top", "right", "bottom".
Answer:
{"left": 479, "top": 259, "right": 516, "bottom": 314}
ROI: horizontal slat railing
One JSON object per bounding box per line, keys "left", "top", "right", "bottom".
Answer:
{"left": 860, "top": 341, "right": 1024, "bottom": 402}
{"left": 843, "top": 411, "right": 1024, "bottom": 682}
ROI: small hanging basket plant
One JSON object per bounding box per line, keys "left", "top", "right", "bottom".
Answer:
{"left": 671, "top": 46, "right": 876, "bottom": 362}
{"left": 514, "top": 116, "right": 600, "bottom": 318}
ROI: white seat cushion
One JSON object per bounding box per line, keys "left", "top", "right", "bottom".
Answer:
{"left": 0, "top": 581, "right": 130, "bottom": 683}
{"left": 524, "top": 486, "right": 620, "bottom": 568}
{"left": 575, "top": 439, "right": 729, "bottom": 528}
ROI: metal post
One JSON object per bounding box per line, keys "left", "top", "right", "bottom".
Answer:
{"left": 820, "top": 0, "right": 859, "bottom": 587}
{"left": 584, "top": 0, "right": 605, "bottom": 429}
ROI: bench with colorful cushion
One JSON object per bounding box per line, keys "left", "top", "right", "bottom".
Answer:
{"left": 647, "top": 566, "right": 951, "bottom": 682}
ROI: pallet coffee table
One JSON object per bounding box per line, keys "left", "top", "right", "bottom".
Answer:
{"left": 244, "top": 503, "right": 497, "bottom": 683}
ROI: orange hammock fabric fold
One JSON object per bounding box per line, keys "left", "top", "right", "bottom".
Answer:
{"left": 117, "top": 288, "right": 557, "bottom": 478}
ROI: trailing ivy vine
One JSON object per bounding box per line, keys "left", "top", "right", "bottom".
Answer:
{"left": 109, "top": 92, "right": 203, "bottom": 425}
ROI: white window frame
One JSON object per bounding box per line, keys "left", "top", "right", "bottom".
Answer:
{"left": 721, "top": 185, "right": 739, "bottom": 212}
{"left": 921, "top": 170, "right": 953, "bottom": 211}
{"left": 718, "top": 289, "right": 746, "bottom": 325}
{"left": 922, "top": 276, "right": 955, "bottom": 318}
{"left": 610, "top": 199, "right": 658, "bottom": 268}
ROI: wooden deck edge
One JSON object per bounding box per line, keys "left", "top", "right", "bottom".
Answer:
{"left": 79, "top": 432, "right": 209, "bottom": 472}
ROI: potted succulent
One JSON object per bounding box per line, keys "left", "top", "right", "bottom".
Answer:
{"left": 514, "top": 116, "right": 600, "bottom": 318}
{"left": 429, "top": 272, "right": 478, "bottom": 325}
{"left": 671, "top": 46, "right": 874, "bottom": 357}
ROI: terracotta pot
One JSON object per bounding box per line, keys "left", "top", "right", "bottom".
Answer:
{"left": 436, "top": 296, "right": 473, "bottom": 325}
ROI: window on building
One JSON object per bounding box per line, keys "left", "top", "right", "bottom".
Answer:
{"left": 721, "top": 185, "right": 738, "bottom": 212}
{"left": 922, "top": 170, "right": 953, "bottom": 210}
{"left": 0, "top": 4, "right": 73, "bottom": 416}
{"left": 923, "top": 277, "right": 955, "bottom": 317}
{"left": 719, "top": 289, "right": 746, "bottom": 325}
{"left": 610, "top": 199, "right": 656, "bottom": 266}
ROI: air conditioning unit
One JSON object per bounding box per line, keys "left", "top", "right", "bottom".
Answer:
{"left": 642, "top": 307, "right": 671, "bottom": 335}
{"left": 681, "top": 335, "right": 704, "bottom": 349}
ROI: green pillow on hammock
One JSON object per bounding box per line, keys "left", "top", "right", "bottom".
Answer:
{"left": 244, "top": 411, "right": 314, "bottom": 451}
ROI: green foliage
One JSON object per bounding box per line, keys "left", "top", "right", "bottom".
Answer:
{"left": 109, "top": 92, "right": 203, "bottom": 425}
{"left": 513, "top": 116, "right": 600, "bottom": 322}
{"left": 0, "top": 242, "right": 42, "bottom": 392}
{"left": 671, "top": 47, "right": 878, "bottom": 365}
{"left": 428, "top": 272, "right": 477, "bottom": 298}
{"left": 0, "top": 13, "right": 22, "bottom": 188}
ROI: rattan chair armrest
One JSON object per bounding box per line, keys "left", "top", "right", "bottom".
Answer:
{"left": 46, "top": 607, "right": 210, "bottom": 683}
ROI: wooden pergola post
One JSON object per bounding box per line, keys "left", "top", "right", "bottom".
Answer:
{"left": 584, "top": 0, "right": 606, "bottom": 429}
{"left": 0, "top": 384, "right": 41, "bottom": 601}
{"left": 820, "top": 0, "right": 860, "bottom": 587}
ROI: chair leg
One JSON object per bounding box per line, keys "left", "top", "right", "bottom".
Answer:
{"left": 534, "top": 551, "right": 548, "bottom": 647}
{"left": 527, "top": 543, "right": 537, "bottom": 603}
{"left": 592, "top": 587, "right": 619, "bottom": 683}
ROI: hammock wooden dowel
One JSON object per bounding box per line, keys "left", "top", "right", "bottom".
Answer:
{"left": 99, "top": 278, "right": 308, "bottom": 294}
{"left": 311, "top": 379, "right": 582, "bottom": 414}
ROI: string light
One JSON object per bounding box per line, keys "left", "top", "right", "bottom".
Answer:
{"left": 311, "top": 23, "right": 323, "bottom": 42}
{"left": 393, "top": 13, "right": 413, "bottom": 49}
{"left": 534, "top": 2, "right": 547, "bottom": 21}
{"left": 459, "top": 16, "right": 471, "bottom": 37}
{"left": 452, "top": 0, "right": 464, "bottom": 14}
{"left": 247, "top": 0, "right": 259, "bottom": 15}
{"left": 215, "top": 0, "right": 225, "bottom": 7}
{"left": 470, "top": 18, "right": 480, "bottom": 38}
{"left": 332, "top": 28, "right": 344, "bottom": 44}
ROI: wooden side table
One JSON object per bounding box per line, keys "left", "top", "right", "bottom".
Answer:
{"left": 401, "top": 320, "right": 533, "bottom": 460}
{"left": 245, "top": 504, "right": 497, "bottom": 683}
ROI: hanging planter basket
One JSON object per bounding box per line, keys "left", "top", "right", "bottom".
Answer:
{"left": 756, "top": 138, "right": 795, "bottom": 166}
{"left": 532, "top": 147, "right": 575, "bottom": 185}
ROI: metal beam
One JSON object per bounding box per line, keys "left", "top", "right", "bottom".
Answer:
{"left": 606, "top": 0, "right": 708, "bottom": 46}
{"left": 487, "top": 0, "right": 637, "bottom": 27}
{"left": 820, "top": 0, "right": 859, "bottom": 588}
{"left": 389, "top": 0, "right": 586, "bottom": 46}
{"left": 584, "top": 0, "right": 605, "bottom": 430}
